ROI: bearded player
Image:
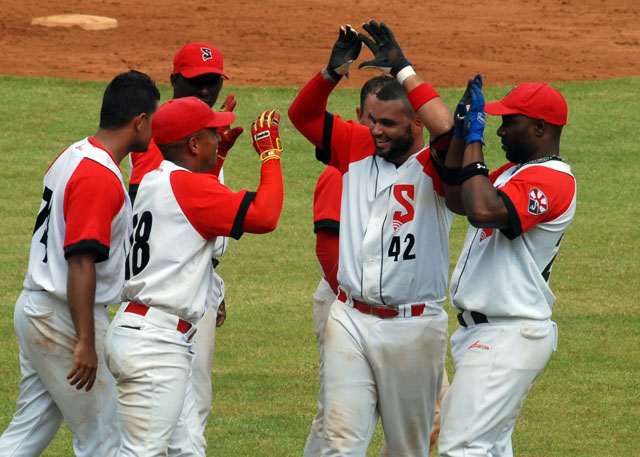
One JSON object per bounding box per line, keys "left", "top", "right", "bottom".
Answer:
{"left": 290, "top": 21, "right": 454, "bottom": 457}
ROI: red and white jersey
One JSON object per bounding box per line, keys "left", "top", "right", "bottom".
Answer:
{"left": 121, "top": 160, "right": 254, "bottom": 323}
{"left": 23, "top": 137, "right": 132, "bottom": 305}
{"left": 333, "top": 144, "right": 453, "bottom": 309}
{"left": 450, "top": 159, "right": 577, "bottom": 320}
{"left": 289, "top": 72, "right": 453, "bottom": 309}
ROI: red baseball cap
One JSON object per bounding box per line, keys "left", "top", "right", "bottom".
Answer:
{"left": 172, "top": 42, "right": 228, "bottom": 79}
{"left": 152, "top": 97, "right": 235, "bottom": 146}
{"left": 484, "top": 83, "right": 567, "bottom": 126}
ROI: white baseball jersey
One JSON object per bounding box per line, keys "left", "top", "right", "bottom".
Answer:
{"left": 23, "top": 136, "right": 132, "bottom": 305}
{"left": 326, "top": 126, "right": 453, "bottom": 308}
{"left": 121, "top": 160, "right": 253, "bottom": 323}
{"left": 450, "top": 159, "right": 577, "bottom": 319}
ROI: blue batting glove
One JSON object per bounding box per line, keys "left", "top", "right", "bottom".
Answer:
{"left": 464, "top": 79, "right": 486, "bottom": 146}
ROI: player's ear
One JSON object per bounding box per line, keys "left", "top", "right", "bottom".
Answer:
{"left": 356, "top": 106, "right": 363, "bottom": 123}
{"left": 132, "top": 112, "right": 147, "bottom": 132}
{"left": 170, "top": 73, "right": 180, "bottom": 89}
{"left": 411, "top": 114, "right": 424, "bottom": 134}
{"left": 186, "top": 135, "right": 200, "bottom": 156}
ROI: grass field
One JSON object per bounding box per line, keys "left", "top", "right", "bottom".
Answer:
{"left": 0, "top": 74, "right": 638, "bottom": 456}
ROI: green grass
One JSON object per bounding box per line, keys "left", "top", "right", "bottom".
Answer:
{"left": 0, "top": 75, "right": 638, "bottom": 456}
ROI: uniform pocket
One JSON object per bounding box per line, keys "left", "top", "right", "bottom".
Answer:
{"left": 23, "top": 303, "right": 54, "bottom": 318}
{"left": 520, "top": 326, "right": 550, "bottom": 339}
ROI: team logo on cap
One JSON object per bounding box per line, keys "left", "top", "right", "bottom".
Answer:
{"left": 201, "top": 47, "right": 212, "bottom": 61}
{"left": 528, "top": 188, "right": 548, "bottom": 215}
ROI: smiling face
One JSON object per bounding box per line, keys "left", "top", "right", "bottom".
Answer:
{"left": 497, "top": 114, "right": 538, "bottom": 163}
{"left": 368, "top": 98, "right": 416, "bottom": 165}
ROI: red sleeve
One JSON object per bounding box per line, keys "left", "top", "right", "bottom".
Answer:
{"left": 63, "top": 158, "right": 125, "bottom": 262}
{"left": 497, "top": 165, "right": 576, "bottom": 238}
{"left": 288, "top": 71, "right": 373, "bottom": 173}
{"left": 416, "top": 148, "right": 445, "bottom": 197}
{"left": 316, "top": 229, "right": 339, "bottom": 294}
{"left": 130, "top": 140, "right": 163, "bottom": 186}
{"left": 170, "top": 170, "right": 250, "bottom": 240}
{"left": 242, "top": 159, "right": 284, "bottom": 233}
{"left": 313, "top": 166, "right": 341, "bottom": 231}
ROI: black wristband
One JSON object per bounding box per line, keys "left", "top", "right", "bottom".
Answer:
{"left": 325, "top": 66, "right": 342, "bottom": 82}
{"left": 459, "top": 161, "right": 489, "bottom": 183}
{"left": 442, "top": 166, "right": 461, "bottom": 186}
{"left": 390, "top": 58, "right": 412, "bottom": 76}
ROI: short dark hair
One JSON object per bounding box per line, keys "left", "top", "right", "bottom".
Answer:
{"left": 375, "top": 80, "right": 414, "bottom": 118}
{"left": 360, "top": 75, "right": 394, "bottom": 111}
{"left": 99, "top": 70, "right": 160, "bottom": 129}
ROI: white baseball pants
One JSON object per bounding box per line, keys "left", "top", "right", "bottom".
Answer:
{"left": 303, "top": 277, "right": 337, "bottom": 457}
{"left": 438, "top": 319, "right": 557, "bottom": 457}
{"left": 321, "top": 299, "right": 448, "bottom": 457}
{"left": 0, "top": 290, "right": 119, "bottom": 457}
{"left": 105, "top": 307, "right": 205, "bottom": 457}
{"left": 190, "top": 271, "right": 224, "bottom": 441}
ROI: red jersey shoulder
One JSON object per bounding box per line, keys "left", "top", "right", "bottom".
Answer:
{"left": 63, "top": 157, "right": 126, "bottom": 255}
{"left": 490, "top": 162, "right": 517, "bottom": 184}
{"left": 499, "top": 164, "right": 575, "bottom": 231}
{"left": 169, "top": 169, "right": 247, "bottom": 239}
{"left": 330, "top": 115, "right": 375, "bottom": 172}
{"left": 314, "top": 166, "right": 342, "bottom": 224}
{"left": 415, "top": 147, "right": 444, "bottom": 196}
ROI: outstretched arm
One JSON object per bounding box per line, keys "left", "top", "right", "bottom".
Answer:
{"left": 242, "top": 110, "right": 285, "bottom": 233}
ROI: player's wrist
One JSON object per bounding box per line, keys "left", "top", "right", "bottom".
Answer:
{"left": 407, "top": 82, "right": 440, "bottom": 112}
{"left": 260, "top": 149, "right": 282, "bottom": 163}
{"left": 322, "top": 67, "right": 341, "bottom": 84}
{"left": 395, "top": 64, "right": 416, "bottom": 85}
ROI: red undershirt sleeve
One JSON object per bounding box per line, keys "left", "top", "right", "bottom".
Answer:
{"left": 242, "top": 159, "right": 284, "bottom": 233}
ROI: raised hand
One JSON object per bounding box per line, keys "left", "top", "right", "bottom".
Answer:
{"left": 358, "top": 21, "right": 411, "bottom": 76}
{"left": 326, "top": 24, "right": 362, "bottom": 81}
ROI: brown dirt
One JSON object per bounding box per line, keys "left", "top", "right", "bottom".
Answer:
{"left": 2, "top": 1, "right": 639, "bottom": 88}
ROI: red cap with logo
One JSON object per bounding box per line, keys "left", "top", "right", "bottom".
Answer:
{"left": 152, "top": 97, "right": 235, "bottom": 146}
{"left": 484, "top": 83, "right": 567, "bottom": 126}
{"left": 172, "top": 42, "right": 228, "bottom": 79}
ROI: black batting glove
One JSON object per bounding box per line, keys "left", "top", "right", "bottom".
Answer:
{"left": 358, "top": 21, "right": 411, "bottom": 76}
{"left": 326, "top": 25, "right": 362, "bottom": 81}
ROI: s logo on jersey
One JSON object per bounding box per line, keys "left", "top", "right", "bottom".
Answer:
{"left": 201, "top": 47, "right": 213, "bottom": 62}
{"left": 528, "top": 188, "right": 548, "bottom": 215}
{"left": 479, "top": 228, "right": 494, "bottom": 242}
{"left": 392, "top": 185, "right": 415, "bottom": 230}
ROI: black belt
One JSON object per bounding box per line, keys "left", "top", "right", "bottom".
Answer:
{"left": 457, "top": 311, "right": 489, "bottom": 327}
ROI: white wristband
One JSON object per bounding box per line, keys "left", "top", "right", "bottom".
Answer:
{"left": 396, "top": 65, "right": 417, "bottom": 85}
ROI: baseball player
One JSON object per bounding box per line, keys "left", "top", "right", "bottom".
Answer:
{"left": 0, "top": 70, "right": 160, "bottom": 457}
{"left": 105, "top": 97, "right": 285, "bottom": 456}
{"left": 437, "top": 75, "right": 576, "bottom": 456}
{"left": 289, "top": 21, "right": 454, "bottom": 456}
{"left": 304, "top": 74, "right": 450, "bottom": 457}
{"left": 129, "top": 42, "right": 243, "bottom": 440}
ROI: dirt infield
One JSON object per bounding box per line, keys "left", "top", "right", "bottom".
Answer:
{"left": 2, "top": 1, "right": 639, "bottom": 88}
